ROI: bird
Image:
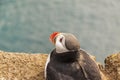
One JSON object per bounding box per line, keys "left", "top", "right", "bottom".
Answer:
{"left": 45, "top": 32, "right": 102, "bottom": 80}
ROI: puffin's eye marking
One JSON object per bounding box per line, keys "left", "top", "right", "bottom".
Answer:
{"left": 60, "top": 37, "right": 63, "bottom": 43}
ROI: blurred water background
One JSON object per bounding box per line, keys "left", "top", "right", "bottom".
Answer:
{"left": 0, "top": 0, "right": 120, "bottom": 63}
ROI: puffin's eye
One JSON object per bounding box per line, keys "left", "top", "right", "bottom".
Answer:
{"left": 60, "top": 37, "right": 63, "bottom": 43}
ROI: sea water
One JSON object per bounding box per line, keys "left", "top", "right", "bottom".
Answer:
{"left": 0, "top": 0, "right": 120, "bottom": 63}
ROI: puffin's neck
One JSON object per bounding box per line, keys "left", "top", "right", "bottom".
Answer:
{"left": 52, "top": 49, "right": 80, "bottom": 63}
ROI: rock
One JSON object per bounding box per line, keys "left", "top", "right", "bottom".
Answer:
{"left": 0, "top": 50, "right": 120, "bottom": 80}
{"left": 0, "top": 51, "right": 48, "bottom": 80}
{"left": 105, "top": 52, "right": 120, "bottom": 80}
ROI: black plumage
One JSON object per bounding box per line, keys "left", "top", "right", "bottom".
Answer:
{"left": 46, "top": 49, "right": 102, "bottom": 80}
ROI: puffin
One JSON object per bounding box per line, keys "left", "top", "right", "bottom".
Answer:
{"left": 45, "top": 32, "right": 102, "bottom": 80}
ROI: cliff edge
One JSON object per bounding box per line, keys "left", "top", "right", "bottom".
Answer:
{"left": 0, "top": 51, "right": 119, "bottom": 80}
{"left": 0, "top": 51, "right": 47, "bottom": 80}
{"left": 105, "top": 52, "right": 120, "bottom": 80}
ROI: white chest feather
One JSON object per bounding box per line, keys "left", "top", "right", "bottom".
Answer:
{"left": 44, "top": 53, "right": 51, "bottom": 79}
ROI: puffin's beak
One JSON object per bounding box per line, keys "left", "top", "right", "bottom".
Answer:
{"left": 49, "top": 32, "right": 60, "bottom": 44}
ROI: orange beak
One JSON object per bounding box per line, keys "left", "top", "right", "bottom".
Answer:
{"left": 49, "top": 32, "right": 60, "bottom": 44}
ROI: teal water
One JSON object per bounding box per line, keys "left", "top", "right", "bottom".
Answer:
{"left": 0, "top": 0, "right": 120, "bottom": 63}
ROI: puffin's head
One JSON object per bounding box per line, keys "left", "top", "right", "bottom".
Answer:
{"left": 50, "top": 32, "right": 80, "bottom": 53}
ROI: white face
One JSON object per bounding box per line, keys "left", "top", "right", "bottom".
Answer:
{"left": 55, "top": 34, "right": 69, "bottom": 53}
